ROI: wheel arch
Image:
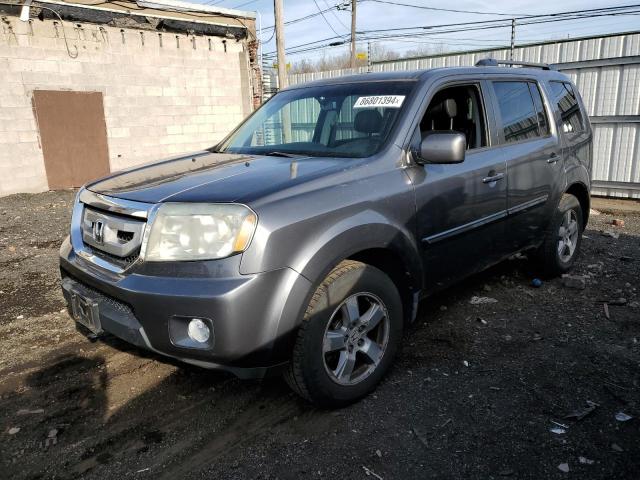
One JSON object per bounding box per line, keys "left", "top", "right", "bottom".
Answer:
{"left": 565, "top": 181, "right": 590, "bottom": 228}
{"left": 347, "top": 247, "right": 420, "bottom": 325}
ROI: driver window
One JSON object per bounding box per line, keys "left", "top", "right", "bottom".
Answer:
{"left": 419, "top": 84, "right": 487, "bottom": 150}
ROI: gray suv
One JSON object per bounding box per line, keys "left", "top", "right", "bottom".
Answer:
{"left": 60, "top": 60, "right": 592, "bottom": 407}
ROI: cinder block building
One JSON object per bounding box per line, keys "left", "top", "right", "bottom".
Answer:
{"left": 0, "top": 0, "right": 259, "bottom": 196}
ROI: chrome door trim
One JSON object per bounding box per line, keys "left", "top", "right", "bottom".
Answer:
{"left": 422, "top": 210, "right": 508, "bottom": 244}
{"left": 507, "top": 195, "right": 549, "bottom": 215}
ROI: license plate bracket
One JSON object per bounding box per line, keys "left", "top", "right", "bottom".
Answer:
{"left": 70, "top": 292, "right": 103, "bottom": 335}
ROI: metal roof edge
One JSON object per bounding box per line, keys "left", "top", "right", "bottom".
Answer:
{"left": 372, "top": 29, "right": 640, "bottom": 65}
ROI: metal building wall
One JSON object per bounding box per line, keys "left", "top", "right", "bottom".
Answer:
{"left": 288, "top": 31, "right": 640, "bottom": 198}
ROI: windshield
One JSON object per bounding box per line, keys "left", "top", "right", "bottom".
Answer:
{"left": 218, "top": 81, "right": 416, "bottom": 158}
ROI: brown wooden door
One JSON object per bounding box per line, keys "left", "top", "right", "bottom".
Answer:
{"left": 33, "top": 90, "right": 111, "bottom": 190}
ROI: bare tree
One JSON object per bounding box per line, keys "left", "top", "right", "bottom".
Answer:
{"left": 288, "top": 42, "right": 450, "bottom": 74}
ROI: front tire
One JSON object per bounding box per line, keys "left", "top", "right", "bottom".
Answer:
{"left": 285, "top": 260, "right": 403, "bottom": 408}
{"left": 534, "top": 193, "right": 583, "bottom": 278}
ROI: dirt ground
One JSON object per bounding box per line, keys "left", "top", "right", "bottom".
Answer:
{"left": 0, "top": 191, "right": 638, "bottom": 480}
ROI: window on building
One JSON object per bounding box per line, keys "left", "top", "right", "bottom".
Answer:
{"left": 549, "top": 81, "right": 584, "bottom": 135}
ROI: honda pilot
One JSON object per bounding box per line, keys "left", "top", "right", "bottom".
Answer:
{"left": 60, "top": 59, "right": 592, "bottom": 407}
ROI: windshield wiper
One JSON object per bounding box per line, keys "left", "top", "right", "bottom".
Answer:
{"left": 262, "top": 151, "right": 304, "bottom": 158}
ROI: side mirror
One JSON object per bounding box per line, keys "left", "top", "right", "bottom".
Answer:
{"left": 417, "top": 132, "right": 466, "bottom": 164}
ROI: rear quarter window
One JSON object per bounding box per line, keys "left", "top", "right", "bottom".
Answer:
{"left": 549, "top": 81, "right": 585, "bottom": 135}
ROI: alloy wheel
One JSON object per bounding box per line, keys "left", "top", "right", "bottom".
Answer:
{"left": 557, "top": 209, "right": 579, "bottom": 263}
{"left": 322, "top": 293, "right": 390, "bottom": 385}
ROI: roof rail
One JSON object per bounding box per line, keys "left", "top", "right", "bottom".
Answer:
{"left": 475, "top": 58, "right": 553, "bottom": 70}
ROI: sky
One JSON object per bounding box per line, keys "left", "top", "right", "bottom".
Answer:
{"left": 188, "top": 0, "right": 640, "bottom": 65}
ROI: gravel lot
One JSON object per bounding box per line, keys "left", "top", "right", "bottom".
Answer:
{"left": 0, "top": 191, "right": 638, "bottom": 480}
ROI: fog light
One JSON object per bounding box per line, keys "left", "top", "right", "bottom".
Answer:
{"left": 187, "top": 318, "right": 210, "bottom": 343}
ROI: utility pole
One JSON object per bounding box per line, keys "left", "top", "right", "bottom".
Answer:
{"left": 367, "top": 41, "right": 371, "bottom": 72}
{"left": 510, "top": 18, "right": 516, "bottom": 61}
{"left": 273, "top": 0, "right": 290, "bottom": 142}
{"left": 274, "top": 0, "right": 287, "bottom": 90}
{"left": 350, "top": 0, "right": 357, "bottom": 68}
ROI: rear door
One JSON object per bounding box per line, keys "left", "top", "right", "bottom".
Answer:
{"left": 488, "top": 79, "right": 563, "bottom": 250}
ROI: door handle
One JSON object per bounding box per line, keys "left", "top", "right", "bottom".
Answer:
{"left": 482, "top": 172, "right": 505, "bottom": 184}
{"left": 547, "top": 152, "right": 559, "bottom": 164}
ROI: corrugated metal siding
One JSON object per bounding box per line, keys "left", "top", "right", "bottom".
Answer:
{"left": 288, "top": 32, "right": 640, "bottom": 198}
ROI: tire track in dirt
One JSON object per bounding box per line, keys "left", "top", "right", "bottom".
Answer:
{"left": 154, "top": 387, "right": 303, "bottom": 479}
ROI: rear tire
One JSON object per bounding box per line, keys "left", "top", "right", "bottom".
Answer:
{"left": 285, "top": 260, "right": 403, "bottom": 408}
{"left": 534, "top": 193, "right": 583, "bottom": 278}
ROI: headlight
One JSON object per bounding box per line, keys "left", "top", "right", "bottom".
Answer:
{"left": 143, "top": 203, "right": 257, "bottom": 261}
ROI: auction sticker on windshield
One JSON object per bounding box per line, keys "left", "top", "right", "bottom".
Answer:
{"left": 353, "top": 95, "right": 405, "bottom": 108}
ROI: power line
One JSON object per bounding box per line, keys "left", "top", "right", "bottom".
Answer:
{"left": 366, "top": 0, "right": 530, "bottom": 16}
{"left": 263, "top": 5, "right": 640, "bottom": 57}
{"left": 324, "top": 0, "right": 349, "bottom": 31}
{"left": 261, "top": 4, "right": 337, "bottom": 31}
{"left": 313, "top": 0, "right": 348, "bottom": 39}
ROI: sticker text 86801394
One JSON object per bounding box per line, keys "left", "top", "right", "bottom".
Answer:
{"left": 353, "top": 95, "right": 405, "bottom": 108}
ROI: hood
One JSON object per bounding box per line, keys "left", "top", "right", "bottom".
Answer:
{"left": 86, "top": 152, "right": 351, "bottom": 204}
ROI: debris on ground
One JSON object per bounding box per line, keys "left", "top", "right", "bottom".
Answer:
{"left": 603, "top": 231, "right": 620, "bottom": 239}
{"left": 362, "top": 465, "right": 383, "bottom": 479}
{"left": 463, "top": 361, "right": 469, "bottom": 367}
{"left": 604, "top": 303, "right": 610, "bottom": 319}
{"left": 558, "top": 463, "right": 570, "bottom": 473}
{"left": 578, "top": 456, "right": 595, "bottom": 465}
{"left": 612, "top": 443, "right": 624, "bottom": 452}
{"left": 608, "top": 298, "right": 627, "bottom": 306}
{"left": 412, "top": 427, "right": 429, "bottom": 448}
{"left": 550, "top": 427, "right": 566, "bottom": 434}
{"left": 8, "top": 427, "right": 20, "bottom": 435}
{"left": 469, "top": 296, "right": 498, "bottom": 305}
{"left": 16, "top": 408, "right": 44, "bottom": 416}
{"left": 476, "top": 317, "right": 488, "bottom": 325}
{"left": 44, "top": 428, "right": 58, "bottom": 448}
{"left": 611, "top": 219, "right": 625, "bottom": 227}
{"left": 589, "top": 208, "right": 601, "bottom": 216}
{"left": 531, "top": 278, "right": 543, "bottom": 288}
{"left": 564, "top": 400, "right": 599, "bottom": 421}
{"left": 615, "top": 412, "right": 633, "bottom": 422}
{"left": 561, "top": 274, "right": 587, "bottom": 290}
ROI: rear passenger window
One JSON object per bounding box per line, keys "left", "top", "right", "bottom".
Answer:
{"left": 549, "top": 81, "right": 584, "bottom": 134}
{"left": 493, "top": 81, "right": 542, "bottom": 143}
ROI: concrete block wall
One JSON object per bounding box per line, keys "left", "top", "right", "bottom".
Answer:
{"left": 0, "top": 16, "right": 253, "bottom": 196}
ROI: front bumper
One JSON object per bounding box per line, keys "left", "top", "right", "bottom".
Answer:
{"left": 59, "top": 238, "right": 312, "bottom": 378}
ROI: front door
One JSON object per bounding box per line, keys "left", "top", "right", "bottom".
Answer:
{"left": 407, "top": 81, "right": 508, "bottom": 292}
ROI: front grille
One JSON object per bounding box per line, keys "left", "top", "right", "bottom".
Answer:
{"left": 80, "top": 206, "right": 146, "bottom": 270}
{"left": 85, "top": 244, "right": 141, "bottom": 269}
